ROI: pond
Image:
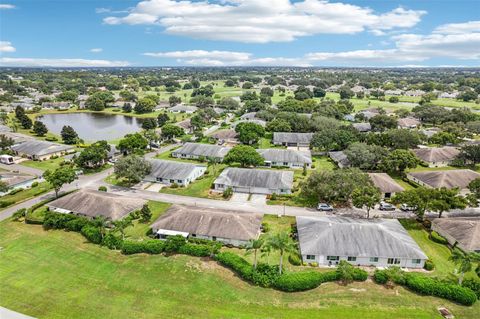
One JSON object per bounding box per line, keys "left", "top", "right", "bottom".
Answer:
{"left": 39, "top": 112, "right": 144, "bottom": 142}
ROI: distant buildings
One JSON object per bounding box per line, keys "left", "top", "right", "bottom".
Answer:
{"left": 407, "top": 169, "right": 480, "bottom": 192}
{"left": 272, "top": 132, "right": 313, "bottom": 148}
{"left": 297, "top": 216, "right": 427, "bottom": 268}
{"left": 368, "top": 173, "right": 404, "bottom": 199}
{"left": 168, "top": 104, "right": 198, "bottom": 113}
{"left": 257, "top": 148, "right": 312, "bottom": 169}
{"left": 172, "top": 143, "right": 231, "bottom": 162}
{"left": 411, "top": 146, "right": 460, "bottom": 167}
{"left": 145, "top": 159, "right": 207, "bottom": 187}
{"left": 11, "top": 140, "right": 75, "bottom": 160}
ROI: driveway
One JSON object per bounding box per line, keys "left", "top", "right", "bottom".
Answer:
{"left": 230, "top": 192, "right": 249, "bottom": 203}
{"left": 250, "top": 194, "right": 267, "bottom": 205}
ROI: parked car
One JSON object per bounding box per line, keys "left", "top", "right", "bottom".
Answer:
{"left": 400, "top": 204, "right": 417, "bottom": 212}
{"left": 317, "top": 203, "right": 334, "bottom": 211}
{"left": 379, "top": 202, "right": 396, "bottom": 211}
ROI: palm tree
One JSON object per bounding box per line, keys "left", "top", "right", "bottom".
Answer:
{"left": 112, "top": 218, "right": 133, "bottom": 240}
{"left": 264, "top": 232, "right": 297, "bottom": 274}
{"left": 245, "top": 238, "right": 264, "bottom": 269}
{"left": 92, "top": 216, "right": 109, "bottom": 240}
{"left": 449, "top": 249, "right": 480, "bottom": 284}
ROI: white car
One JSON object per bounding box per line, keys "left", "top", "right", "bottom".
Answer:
{"left": 317, "top": 203, "right": 334, "bottom": 211}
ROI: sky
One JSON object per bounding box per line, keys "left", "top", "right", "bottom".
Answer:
{"left": 0, "top": 0, "right": 479, "bottom": 67}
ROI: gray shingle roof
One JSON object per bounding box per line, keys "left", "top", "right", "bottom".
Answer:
{"left": 173, "top": 142, "right": 231, "bottom": 159}
{"left": 273, "top": 132, "right": 314, "bottom": 144}
{"left": 368, "top": 173, "right": 404, "bottom": 193}
{"left": 412, "top": 147, "right": 460, "bottom": 163}
{"left": 168, "top": 104, "right": 198, "bottom": 112}
{"left": 328, "top": 151, "right": 350, "bottom": 167}
{"left": 150, "top": 205, "right": 262, "bottom": 241}
{"left": 240, "top": 112, "right": 257, "bottom": 120}
{"left": 432, "top": 217, "right": 480, "bottom": 252}
{"left": 214, "top": 167, "right": 293, "bottom": 190}
{"left": 146, "top": 159, "right": 206, "bottom": 181}
{"left": 11, "top": 140, "right": 74, "bottom": 156}
{"left": 297, "top": 216, "right": 427, "bottom": 259}
{"left": 47, "top": 189, "right": 146, "bottom": 221}
{"left": 257, "top": 148, "right": 312, "bottom": 164}
{"left": 408, "top": 169, "right": 480, "bottom": 189}
{"left": 352, "top": 122, "right": 372, "bottom": 132}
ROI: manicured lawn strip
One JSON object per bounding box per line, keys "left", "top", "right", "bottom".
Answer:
{"left": 20, "top": 157, "right": 66, "bottom": 172}
{"left": 104, "top": 174, "right": 136, "bottom": 188}
{"left": 0, "top": 182, "right": 52, "bottom": 211}
{"left": 124, "top": 201, "right": 171, "bottom": 240}
{"left": 1, "top": 220, "right": 478, "bottom": 318}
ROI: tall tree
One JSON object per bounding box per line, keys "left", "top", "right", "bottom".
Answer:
{"left": 352, "top": 186, "right": 382, "bottom": 219}
{"left": 245, "top": 238, "right": 264, "bottom": 270}
{"left": 223, "top": 145, "right": 264, "bottom": 167}
{"left": 113, "top": 218, "right": 133, "bottom": 240}
{"left": 449, "top": 249, "right": 480, "bottom": 285}
{"left": 264, "top": 232, "right": 296, "bottom": 274}
{"left": 380, "top": 149, "right": 419, "bottom": 176}
{"left": 114, "top": 155, "right": 151, "bottom": 184}
{"left": 61, "top": 125, "right": 79, "bottom": 145}
{"left": 32, "top": 120, "right": 48, "bottom": 137}
{"left": 43, "top": 166, "right": 78, "bottom": 198}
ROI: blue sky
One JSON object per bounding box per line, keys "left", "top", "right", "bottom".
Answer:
{"left": 0, "top": 0, "right": 479, "bottom": 67}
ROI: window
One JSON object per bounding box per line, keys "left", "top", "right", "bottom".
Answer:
{"left": 369, "top": 257, "right": 379, "bottom": 263}
{"left": 347, "top": 256, "right": 357, "bottom": 262}
{"left": 327, "top": 256, "right": 339, "bottom": 261}
{"left": 387, "top": 258, "right": 401, "bottom": 265}
{"left": 191, "top": 234, "right": 196, "bottom": 238}
{"left": 306, "top": 255, "right": 315, "bottom": 260}
{"left": 412, "top": 259, "right": 421, "bottom": 264}
{"left": 212, "top": 236, "right": 217, "bottom": 241}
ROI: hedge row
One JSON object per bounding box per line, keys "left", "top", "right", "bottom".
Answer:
{"left": 463, "top": 278, "right": 480, "bottom": 299}
{"left": 429, "top": 231, "right": 449, "bottom": 245}
{"left": 274, "top": 271, "right": 339, "bottom": 292}
{"left": 374, "top": 268, "right": 477, "bottom": 306}
{"left": 121, "top": 237, "right": 220, "bottom": 258}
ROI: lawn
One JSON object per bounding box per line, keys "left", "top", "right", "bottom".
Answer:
{"left": 124, "top": 201, "right": 171, "bottom": 240}
{"left": 0, "top": 182, "right": 52, "bottom": 211}
{"left": 104, "top": 174, "right": 136, "bottom": 188}
{"left": 0, "top": 220, "right": 479, "bottom": 319}
{"left": 20, "top": 156, "right": 66, "bottom": 172}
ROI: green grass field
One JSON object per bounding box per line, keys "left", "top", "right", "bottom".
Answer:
{"left": 1, "top": 220, "right": 479, "bottom": 319}
{"left": 20, "top": 157, "right": 67, "bottom": 172}
{"left": 0, "top": 182, "right": 51, "bottom": 211}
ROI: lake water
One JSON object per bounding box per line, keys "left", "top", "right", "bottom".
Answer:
{"left": 39, "top": 112, "right": 144, "bottom": 142}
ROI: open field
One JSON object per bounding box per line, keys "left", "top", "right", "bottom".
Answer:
{"left": 0, "top": 220, "right": 479, "bottom": 319}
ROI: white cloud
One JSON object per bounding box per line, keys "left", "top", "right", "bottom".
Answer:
{"left": 433, "top": 20, "right": 480, "bottom": 34}
{"left": 90, "top": 48, "right": 103, "bottom": 53}
{"left": 0, "top": 4, "right": 15, "bottom": 9}
{"left": 0, "top": 58, "right": 130, "bottom": 67}
{"left": 104, "top": 0, "right": 425, "bottom": 43}
{"left": 0, "top": 41, "right": 15, "bottom": 52}
{"left": 143, "top": 50, "right": 251, "bottom": 61}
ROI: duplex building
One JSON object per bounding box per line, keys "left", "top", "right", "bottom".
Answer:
{"left": 407, "top": 169, "right": 480, "bottom": 193}
{"left": 297, "top": 216, "right": 427, "bottom": 268}
{"left": 214, "top": 167, "right": 293, "bottom": 195}
{"left": 411, "top": 146, "right": 460, "bottom": 167}
{"left": 168, "top": 104, "right": 198, "bottom": 113}
{"left": 272, "top": 132, "right": 313, "bottom": 148}
{"left": 368, "top": 173, "right": 404, "bottom": 199}
{"left": 257, "top": 148, "right": 312, "bottom": 169}
{"left": 172, "top": 142, "right": 231, "bottom": 162}
{"left": 150, "top": 205, "right": 262, "bottom": 247}
{"left": 11, "top": 140, "right": 75, "bottom": 160}
{"left": 431, "top": 218, "right": 480, "bottom": 253}
{"left": 145, "top": 159, "right": 207, "bottom": 187}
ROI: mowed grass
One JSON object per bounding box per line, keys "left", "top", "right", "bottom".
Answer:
{"left": 124, "top": 201, "right": 171, "bottom": 239}
{"left": 0, "top": 182, "right": 51, "bottom": 210}
{"left": 1, "top": 221, "right": 479, "bottom": 319}
{"left": 21, "top": 157, "right": 66, "bottom": 172}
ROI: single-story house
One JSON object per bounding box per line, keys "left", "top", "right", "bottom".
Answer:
{"left": 257, "top": 148, "right": 312, "bottom": 169}
{"left": 209, "top": 129, "right": 239, "bottom": 144}
{"left": 11, "top": 140, "right": 75, "bottom": 160}
{"left": 272, "top": 132, "right": 313, "bottom": 148}
{"left": 232, "top": 119, "right": 267, "bottom": 128}
{"left": 407, "top": 169, "right": 480, "bottom": 192}
{"left": 168, "top": 104, "right": 198, "bottom": 113}
{"left": 172, "top": 142, "right": 231, "bottom": 162}
{"left": 214, "top": 167, "right": 294, "bottom": 195}
{"left": 296, "top": 216, "right": 427, "bottom": 268}
{"left": 352, "top": 122, "right": 372, "bottom": 132}
{"left": 368, "top": 173, "right": 404, "bottom": 199}
{"left": 41, "top": 102, "right": 71, "bottom": 110}
{"left": 328, "top": 151, "right": 350, "bottom": 168}
{"left": 145, "top": 159, "right": 207, "bottom": 187}
{"left": 411, "top": 146, "right": 460, "bottom": 167}
{"left": 239, "top": 112, "right": 258, "bottom": 121}
{"left": 46, "top": 189, "right": 146, "bottom": 221}
{"left": 150, "top": 204, "right": 262, "bottom": 247}
{"left": 0, "top": 172, "right": 37, "bottom": 196}
{"left": 398, "top": 117, "right": 421, "bottom": 129}
{"left": 431, "top": 218, "right": 480, "bottom": 253}
{"left": 175, "top": 119, "right": 193, "bottom": 134}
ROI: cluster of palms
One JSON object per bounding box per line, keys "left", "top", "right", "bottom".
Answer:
{"left": 246, "top": 231, "right": 297, "bottom": 274}
{"left": 449, "top": 249, "right": 480, "bottom": 284}
{"left": 90, "top": 216, "right": 133, "bottom": 241}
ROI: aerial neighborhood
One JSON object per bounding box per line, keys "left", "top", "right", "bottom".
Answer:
{"left": 1, "top": 67, "right": 480, "bottom": 318}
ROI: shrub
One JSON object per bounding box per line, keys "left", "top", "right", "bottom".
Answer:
{"left": 170, "top": 182, "right": 179, "bottom": 189}
{"left": 309, "top": 262, "right": 318, "bottom": 267}
{"left": 164, "top": 235, "right": 187, "bottom": 252}
{"left": 98, "top": 186, "right": 107, "bottom": 192}
{"left": 252, "top": 263, "right": 280, "bottom": 287}
{"left": 64, "top": 217, "right": 90, "bottom": 232}
{"left": 0, "top": 200, "right": 15, "bottom": 208}
{"left": 288, "top": 254, "right": 302, "bottom": 266}
{"left": 31, "top": 181, "right": 39, "bottom": 188}
{"left": 270, "top": 193, "right": 277, "bottom": 200}
{"left": 102, "top": 233, "right": 123, "bottom": 250}
{"left": 429, "top": 231, "right": 448, "bottom": 245}
{"left": 261, "top": 222, "right": 271, "bottom": 233}
{"left": 215, "top": 252, "right": 254, "bottom": 282}
{"left": 43, "top": 211, "right": 79, "bottom": 229}
{"left": 81, "top": 225, "right": 102, "bottom": 244}
{"left": 424, "top": 259, "right": 435, "bottom": 271}
{"left": 403, "top": 273, "right": 477, "bottom": 306}
{"left": 274, "top": 271, "right": 339, "bottom": 292}
{"left": 12, "top": 208, "right": 27, "bottom": 221}
{"left": 222, "top": 187, "right": 233, "bottom": 199}
{"left": 8, "top": 188, "right": 23, "bottom": 195}
{"left": 462, "top": 278, "right": 480, "bottom": 299}
{"left": 121, "top": 240, "right": 165, "bottom": 255}
{"left": 178, "top": 243, "right": 211, "bottom": 257}
{"left": 374, "top": 270, "right": 388, "bottom": 284}
{"left": 351, "top": 268, "right": 368, "bottom": 281}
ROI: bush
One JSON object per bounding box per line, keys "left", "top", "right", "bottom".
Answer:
{"left": 170, "top": 182, "right": 179, "bottom": 189}
{"left": 462, "top": 278, "right": 480, "bottom": 299}
{"left": 12, "top": 208, "right": 27, "bottom": 221}
{"left": 98, "top": 186, "right": 107, "bottom": 192}
{"left": 164, "top": 235, "right": 187, "bottom": 252}
{"left": 215, "top": 252, "right": 254, "bottom": 282}
{"left": 429, "top": 231, "right": 448, "bottom": 245}
{"left": 261, "top": 222, "right": 271, "bottom": 233}
{"left": 43, "top": 211, "right": 80, "bottom": 229}
{"left": 8, "top": 188, "right": 23, "bottom": 195}
{"left": 288, "top": 254, "right": 302, "bottom": 266}
{"left": 424, "top": 259, "right": 435, "bottom": 271}
{"left": 374, "top": 269, "right": 388, "bottom": 284}
{"left": 178, "top": 243, "right": 212, "bottom": 257}
{"left": 251, "top": 263, "right": 279, "bottom": 287}
{"left": 403, "top": 273, "right": 477, "bottom": 306}
{"left": 102, "top": 233, "right": 123, "bottom": 250}
{"left": 0, "top": 200, "right": 15, "bottom": 208}
{"left": 351, "top": 267, "right": 368, "bottom": 281}
{"left": 31, "top": 181, "right": 39, "bottom": 188}
{"left": 64, "top": 217, "right": 90, "bottom": 232}
{"left": 222, "top": 187, "right": 233, "bottom": 199}
{"left": 81, "top": 225, "right": 102, "bottom": 244}
{"left": 274, "top": 271, "right": 339, "bottom": 292}
{"left": 121, "top": 240, "right": 165, "bottom": 255}
{"left": 270, "top": 193, "right": 277, "bottom": 200}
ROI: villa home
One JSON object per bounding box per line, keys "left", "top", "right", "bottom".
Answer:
{"left": 214, "top": 167, "right": 293, "bottom": 195}
{"left": 431, "top": 218, "right": 480, "bottom": 253}
{"left": 328, "top": 151, "right": 350, "bottom": 168}
{"left": 397, "top": 117, "right": 421, "bottom": 129}
{"left": 368, "top": 173, "right": 404, "bottom": 199}
{"left": 41, "top": 102, "right": 71, "bottom": 110}
{"left": 150, "top": 205, "right": 262, "bottom": 247}
{"left": 411, "top": 146, "right": 460, "bottom": 167}
{"left": 46, "top": 189, "right": 146, "bottom": 221}
{"left": 11, "top": 140, "right": 75, "bottom": 160}
{"left": 0, "top": 172, "right": 37, "bottom": 196}
{"left": 272, "top": 132, "right": 313, "bottom": 148}
{"left": 257, "top": 148, "right": 312, "bottom": 169}
{"left": 168, "top": 104, "right": 198, "bottom": 113}
{"left": 144, "top": 159, "right": 207, "bottom": 187}
{"left": 407, "top": 169, "right": 480, "bottom": 193}
{"left": 172, "top": 142, "right": 231, "bottom": 162}
{"left": 296, "top": 216, "right": 427, "bottom": 268}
